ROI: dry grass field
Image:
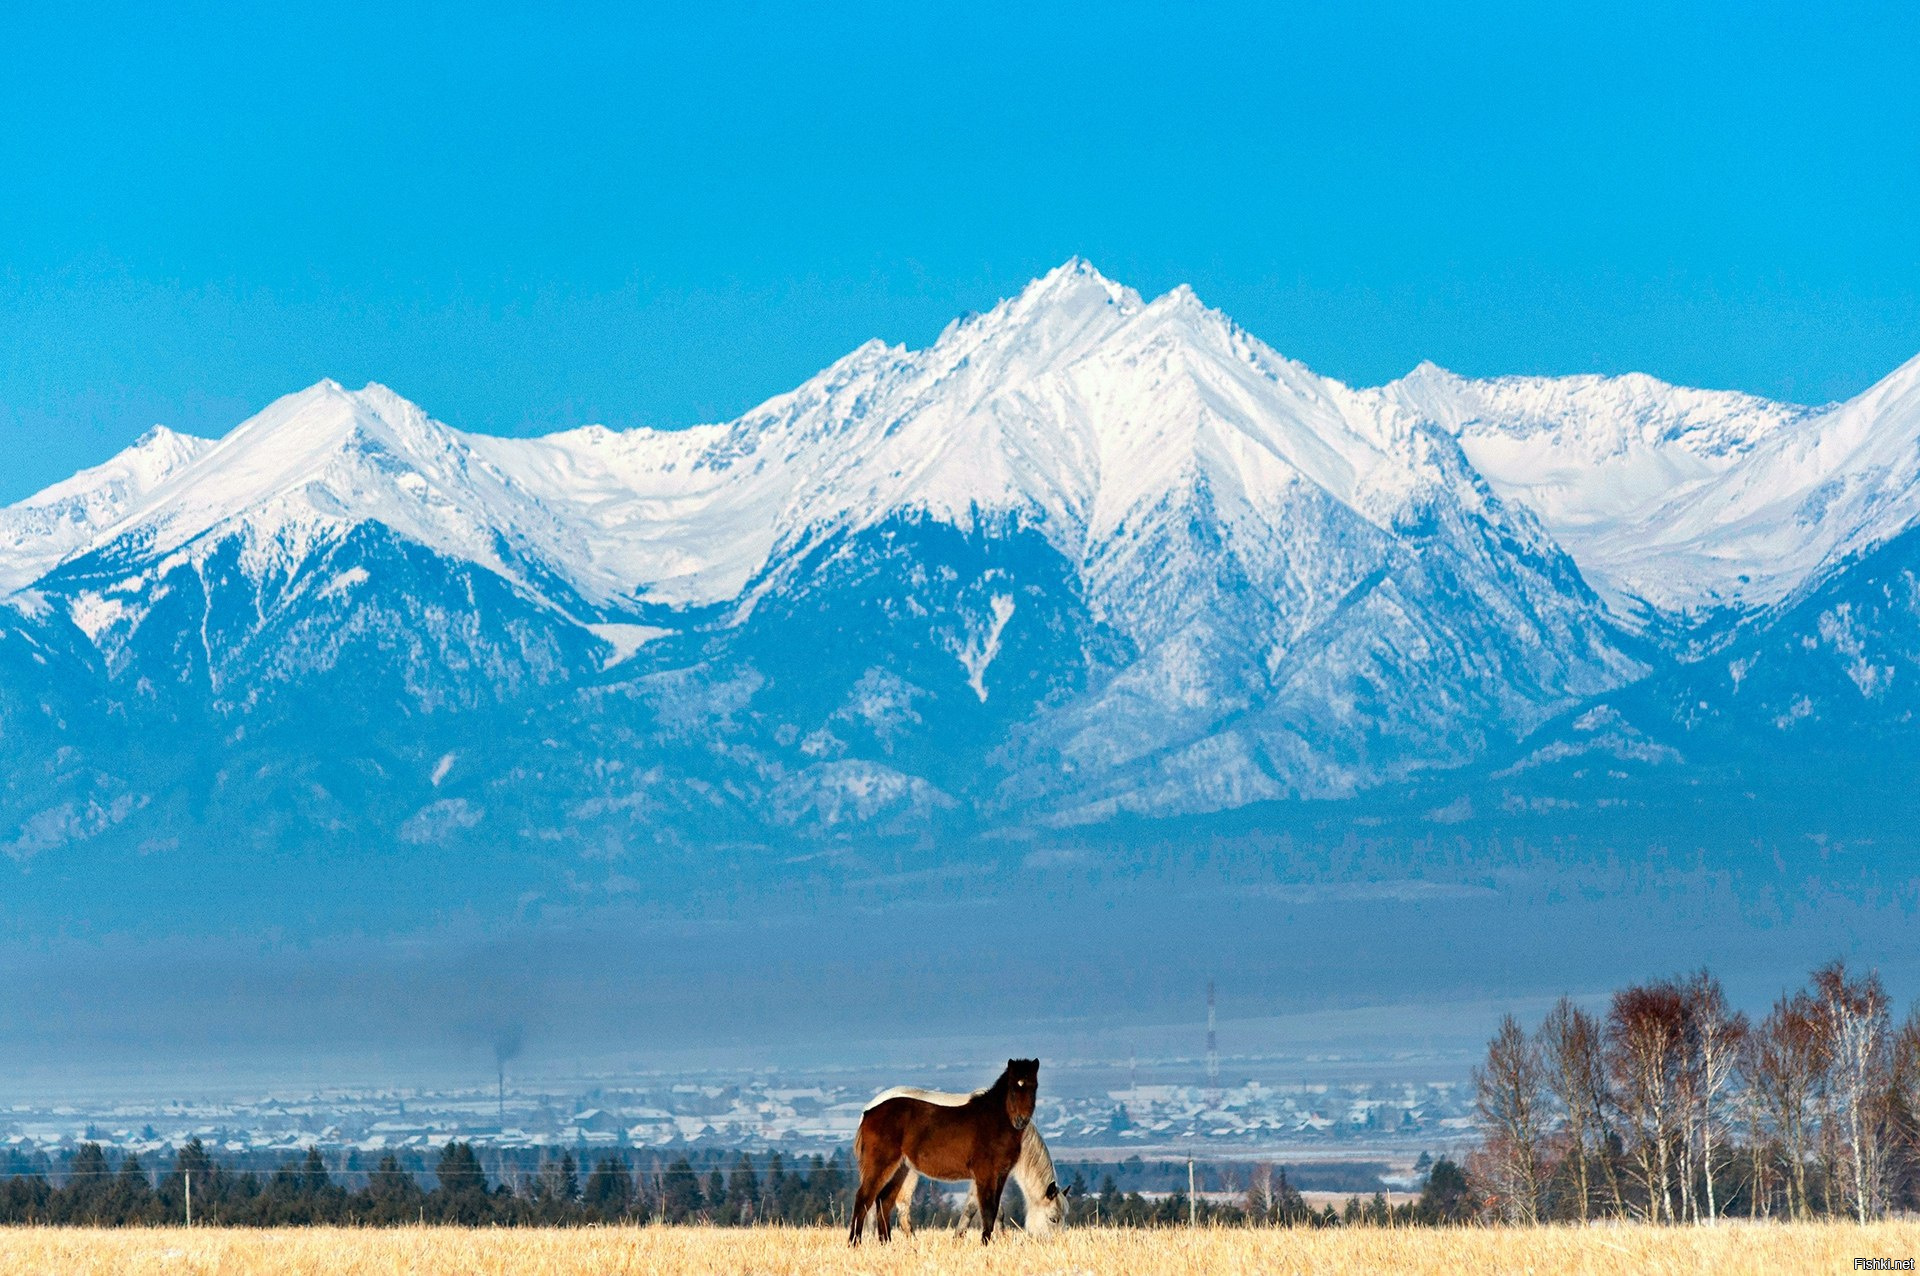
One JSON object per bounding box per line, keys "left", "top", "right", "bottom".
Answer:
{"left": 0, "top": 1222, "right": 1914, "bottom": 1275}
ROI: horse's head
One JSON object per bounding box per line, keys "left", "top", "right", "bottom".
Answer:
{"left": 1003, "top": 1057, "right": 1039, "bottom": 1131}
{"left": 1027, "top": 1176, "right": 1067, "bottom": 1233}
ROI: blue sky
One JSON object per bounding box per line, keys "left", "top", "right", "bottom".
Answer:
{"left": 2, "top": 1, "right": 1915, "bottom": 501}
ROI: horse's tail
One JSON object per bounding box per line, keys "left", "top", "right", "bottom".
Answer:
{"left": 851, "top": 1107, "right": 877, "bottom": 1172}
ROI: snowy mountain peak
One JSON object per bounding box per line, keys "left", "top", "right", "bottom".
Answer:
{"left": 217, "top": 378, "right": 440, "bottom": 455}
{"left": 942, "top": 258, "right": 1145, "bottom": 363}
{"left": 0, "top": 421, "right": 215, "bottom": 593}
{"left": 18, "top": 266, "right": 1920, "bottom": 846}
{"left": 1025, "top": 255, "right": 1133, "bottom": 300}
{"left": 127, "top": 423, "right": 209, "bottom": 456}
{"left": 7, "top": 268, "right": 1919, "bottom": 652}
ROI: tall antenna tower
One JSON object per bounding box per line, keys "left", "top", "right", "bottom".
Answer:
{"left": 1206, "top": 980, "right": 1219, "bottom": 1094}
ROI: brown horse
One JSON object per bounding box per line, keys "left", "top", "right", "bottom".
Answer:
{"left": 850, "top": 1058, "right": 1039, "bottom": 1245}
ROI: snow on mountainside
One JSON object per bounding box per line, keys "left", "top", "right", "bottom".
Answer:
{"left": 47, "top": 379, "right": 606, "bottom": 611}
{"left": 0, "top": 425, "right": 211, "bottom": 594}
{"left": 1376, "top": 363, "right": 1811, "bottom": 619}
{"left": 1, "top": 260, "right": 1918, "bottom": 852}
{"left": 1587, "top": 352, "right": 1920, "bottom": 619}
{"left": 1380, "top": 356, "right": 1920, "bottom": 625}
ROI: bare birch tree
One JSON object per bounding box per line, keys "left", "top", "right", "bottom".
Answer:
{"left": 1739, "top": 1029, "right": 1773, "bottom": 1218}
{"left": 1245, "top": 1162, "right": 1275, "bottom": 1223}
{"left": 1751, "top": 990, "right": 1828, "bottom": 1219}
{"left": 1539, "top": 997, "right": 1610, "bottom": 1222}
{"left": 1473, "top": 1013, "right": 1548, "bottom": 1223}
{"left": 1814, "top": 960, "right": 1891, "bottom": 1222}
{"left": 1683, "top": 970, "right": 1748, "bottom": 1222}
{"left": 1607, "top": 981, "right": 1688, "bottom": 1222}
{"left": 1886, "top": 1006, "right": 1920, "bottom": 1212}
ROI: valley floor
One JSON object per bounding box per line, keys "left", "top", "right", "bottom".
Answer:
{"left": 1, "top": 1221, "right": 1912, "bottom": 1275}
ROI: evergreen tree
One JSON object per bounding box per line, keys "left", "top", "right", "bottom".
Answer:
{"left": 112, "top": 1153, "right": 152, "bottom": 1224}
{"left": 366, "top": 1153, "right": 424, "bottom": 1224}
{"left": 61, "top": 1144, "right": 110, "bottom": 1224}
{"left": 763, "top": 1151, "right": 787, "bottom": 1220}
{"left": 0, "top": 1170, "right": 52, "bottom": 1224}
{"left": 1097, "top": 1174, "right": 1120, "bottom": 1224}
{"left": 430, "top": 1142, "right": 492, "bottom": 1224}
{"left": 583, "top": 1155, "right": 634, "bottom": 1220}
{"left": 811, "top": 1151, "right": 848, "bottom": 1224}
{"left": 660, "top": 1156, "right": 703, "bottom": 1222}
{"left": 1065, "top": 1169, "right": 1089, "bottom": 1224}
{"left": 160, "top": 1138, "right": 218, "bottom": 1225}
{"left": 301, "top": 1147, "right": 333, "bottom": 1199}
{"left": 1415, "top": 1157, "right": 1475, "bottom": 1224}
{"left": 724, "top": 1154, "right": 759, "bottom": 1225}
{"left": 535, "top": 1150, "right": 579, "bottom": 1219}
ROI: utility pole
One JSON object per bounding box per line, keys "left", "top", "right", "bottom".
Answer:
{"left": 184, "top": 1169, "right": 192, "bottom": 1228}
{"left": 1187, "top": 1155, "right": 1197, "bottom": 1227}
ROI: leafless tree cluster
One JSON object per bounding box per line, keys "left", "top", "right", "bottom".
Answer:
{"left": 1470, "top": 961, "right": 1913, "bottom": 1222}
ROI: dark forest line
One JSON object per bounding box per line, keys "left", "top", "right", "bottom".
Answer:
{"left": 0, "top": 1139, "right": 1469, "bottom": 1229}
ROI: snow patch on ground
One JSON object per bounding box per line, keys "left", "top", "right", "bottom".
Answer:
{"left": 587, "top": 623, "right": 672, "bottom": 668}
{"left": 68, "top": 591, "right": 131, "bottom": 643}
{"left": 957, "top": 593, "right": 1015, "bottom": 702}
{"left": 319, "top": 566, "right": 370, "bottom": 600}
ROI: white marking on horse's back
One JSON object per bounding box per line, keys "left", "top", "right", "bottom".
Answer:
{"left": 863, "top": 1085, "right": 980, "bottom": 1112}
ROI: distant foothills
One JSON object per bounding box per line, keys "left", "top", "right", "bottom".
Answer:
{"left": 4, "top": 261, "right": 1920, "bottom": 865}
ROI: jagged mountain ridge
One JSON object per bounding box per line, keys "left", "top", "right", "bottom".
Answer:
{"left": 1380, "top": 352, "right": 1920, "bottom": 628}
{"left": 2, "top": 261, "right": 1918, "bottom": 857}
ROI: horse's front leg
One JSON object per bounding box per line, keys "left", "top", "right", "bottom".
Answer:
{"left": 975, "top": 1170, "right": 1009, "bottom": 1244}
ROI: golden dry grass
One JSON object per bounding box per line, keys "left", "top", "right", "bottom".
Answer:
{"left": 0, "top": 1221, "right": 1914, "bottom": 1275}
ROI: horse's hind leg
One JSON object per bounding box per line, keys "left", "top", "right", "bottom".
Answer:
{"left": 851, "top": 1130, "right": 900, "bottom": 1246}
{"left": 876, "top": 1162, "right": 913, "bottom": 1242}
{"left": 957, "top": 1183, "right": 980, "bottom": 1234}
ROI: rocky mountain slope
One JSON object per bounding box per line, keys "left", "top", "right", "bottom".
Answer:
{"left": 3, "top": 261, "right": 1917, "bottom": 863}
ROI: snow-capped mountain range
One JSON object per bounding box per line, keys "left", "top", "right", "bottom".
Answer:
{"left": 4, "top": 260, "right": 1918, "bottom": 859}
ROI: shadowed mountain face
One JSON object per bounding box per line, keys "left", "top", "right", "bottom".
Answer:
{"left": 1, "top": 261, "right": 1918, "bottom": 894}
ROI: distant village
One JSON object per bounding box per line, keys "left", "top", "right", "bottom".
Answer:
{"left": 2, "top": 1070, "right": 1474, "bottom": 1168}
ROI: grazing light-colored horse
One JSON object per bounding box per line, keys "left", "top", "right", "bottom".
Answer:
{"left": 890, "top": 1112, "right": 1075, "bottom": 1235}
{"left": 850, "top": 1061, "right": 1039, "bottom": 1245}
